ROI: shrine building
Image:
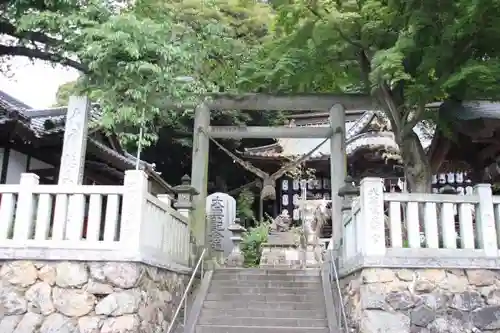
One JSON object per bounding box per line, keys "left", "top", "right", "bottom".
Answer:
{"left": 239, "top": 101, "right": 500, "bottom": 237}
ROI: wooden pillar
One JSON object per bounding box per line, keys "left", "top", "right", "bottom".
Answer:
{"left": 329, "top": 103, "right": 346, "bottom": 249}
{"left": 259, "top": 197, "right": 264, "bottom": 222}
{"left": 190, "top": 104, "right": 210, "bottom": 252}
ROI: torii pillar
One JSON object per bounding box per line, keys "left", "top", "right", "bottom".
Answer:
{"left": 190, "top": 104, "right": 210, "bottom": 253}
{"left": 329, "top": 104, "right": 347, "bottom": 251}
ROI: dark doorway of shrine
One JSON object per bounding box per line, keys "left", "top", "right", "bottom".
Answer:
{"left": 262, "top": 199, "right": 277, "bottom": 221}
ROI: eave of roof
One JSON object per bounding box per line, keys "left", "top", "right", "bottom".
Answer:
{"left": 89, "top": 138, "right": 176, "bottom": 194}
{"left": 0, "top": 91, "right": 32, "bottom": 111}
{"left": 242, "top": 142, "right": 282, "bottom": 154}
{"left": 0, "top": 91, "right": 161, "bottom": 181}
{"left": 240, "top": 131, "right": 401, "bottom": 161}
{"left": 241, "top": 100, "right": 500, "bottom": 160}
{"left": 241, "top": 111, "right": 382, "bottom": 158}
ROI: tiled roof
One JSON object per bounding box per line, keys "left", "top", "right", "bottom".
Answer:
{"left": 243, "top": 101, "right": 500, "bottom": 160}
{"left": 0, "top": 91, "right": 156, "bottom": 172}
{"left": 241, "top": 111, "right": 403, "bottom": 159}
{"left": 241, "top": 101, "right": 500, "bottom": 160}
{"left": 346, "top": 131, "right": 399, "bottom": 156}
{"left": 26, "top": 104, "right": 102, "bottom": 135}
{"left": 442, "top": 100, "right": 500, "bottom": 120}
{"left": 0, "top": 91, "right": 32, "bottom": 111}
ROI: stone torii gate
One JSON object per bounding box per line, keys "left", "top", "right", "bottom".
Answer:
{"left": 189, "top": 93, "right": 375, "bottom": 254}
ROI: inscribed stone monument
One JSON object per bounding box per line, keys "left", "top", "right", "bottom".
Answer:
{"left": 206, "top": 193, "right": 236, "bottom": 257}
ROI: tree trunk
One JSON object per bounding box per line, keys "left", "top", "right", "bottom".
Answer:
{"left": 399, "top": 131, "right": 433, "bottom": 246}
{"left": 374, "top": 84, "right": 432, "bottom": 193}
{"left": 400, "top": 131, "right": 432, "bottom": 193}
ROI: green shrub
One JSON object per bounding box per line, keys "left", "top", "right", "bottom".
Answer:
{"left": 236, "top": 189, "right": 255, "bottom": 224}
{"left": 241, "top": 222, "right": 269, "bottom": 267}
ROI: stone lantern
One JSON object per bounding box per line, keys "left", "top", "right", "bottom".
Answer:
{"left": 173, "top": 174, "right": 199, "bottom": 217}
{"left": 338, "top": 175, "right": 360, "bottom": 212}
{"left": 226, "top": 218, "right": 246, "bottom": 267}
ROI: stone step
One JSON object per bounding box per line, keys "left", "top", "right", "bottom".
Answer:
{"left": 214, "top": 268, "right": 320, "bottom": 276}
{"left": 212, "top": 273, "right": 320, "bottom": 282}
{"left": 208, "top": 286, "right": 322, "bottom": 295}
{"left": 173, "top": 323, "right": 184, "bottom": 333}
{"left": 210, "top": 279, "right": 321, "bottom": 289}
{"left": 260, "top": 264, "right": 307, "bottom": 269}
{"left": 203, "top": 300, "right": 323, "bottom": 311}
{"left": 198, "top": 316, "right": 327, "bottom": 328}
{"left": 206, "top": 292, "right": 324, "bottom": 303}
{"left": 201, "top": 308, "right": 327, "bottom": 319}
{"left": 205, "top": 292, "right": 324, "bottom": 302}
{"left": 196, "top": 325, "right": 329, "bottom": 333}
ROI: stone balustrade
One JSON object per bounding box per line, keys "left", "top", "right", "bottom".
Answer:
{"left": 0, "top": 170, "right": 192, "bottom": 269}
{"left": 341, "top": 177, "right": 500, "bottom": 274}
{"left": 328, "top": 177, "right": 500, "bottom": 333}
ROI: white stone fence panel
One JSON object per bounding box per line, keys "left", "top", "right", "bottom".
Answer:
{"left": 342, "top": 177, "right": 500, "bottom": 263}
{"left": 0, "top": 170, "right": 190, "bottom": 270}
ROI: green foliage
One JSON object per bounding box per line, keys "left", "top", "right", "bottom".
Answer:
{"left": 4, "top": 0, "right": 276, "bottom": 146}
{"left": 35, "top": 0, "right": 279, "bottom": 188}
{"left": 492, "top": 183, "right": 500, "bottom": 195}
{"left": 2, "top": 0, "right": 274, "bottom": 196}
{"left": 290, "top": 225, "right": 306, "bottom": 248}
{"left": 134, "top": 0, "right": 272, "bottom": 92}
{"left": 241, "top": 222, "right": 269, "bottom": 267}
{"left": 77, "top": 12, "right": 209, "bottom": 146}
{"left": 247, "top": 0, "right": 500, "bottom": 102}
{"left": 54, "top": 81, "right": 78, "bottom": 107}
{"left": 236, "top": 189, "right": 255, "bottom": 223}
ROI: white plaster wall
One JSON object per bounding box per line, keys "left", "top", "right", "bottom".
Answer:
{"left": 29, "top": 157, "right": 53, "bottom": 170}
{"left": 29, "top": 157, "right": 56, "bottom": 183}
{"left": 5, "top": 150, "right": 28, "bottom": 184}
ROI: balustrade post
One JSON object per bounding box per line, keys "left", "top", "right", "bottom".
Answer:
{"left": 338, "top": 176, "right": 360, "bottom": 262}
{"left": 474, "top": 184, "right": 498, "bottom": 256}
{"left": 121, "top": 170, "right": 148, "bottom": 252}
{"left": 360, "top": 177, "right": 386, "bottom": 256}
{"left": 157, "top": 194, "right": 173, "bottom": 207}
{"left": 13, "top": 173, "right": 39, "bottom": 241}
{"left": 226, "top": 218, "right": 246, "bottom": 267}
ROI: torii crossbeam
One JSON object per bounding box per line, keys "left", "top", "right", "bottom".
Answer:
{"left": 189, "top": 93, "right": 376, "bottom": 258}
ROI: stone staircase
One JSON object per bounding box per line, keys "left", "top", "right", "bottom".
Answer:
{"left": 194, "top": 268, "right": 329, "bottom": 333}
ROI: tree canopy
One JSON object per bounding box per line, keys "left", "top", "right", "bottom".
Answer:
{"left": 242, "top": 0, "right": 500, "bottom": 191}
{"left": 6, "top": 0, "right": 500, "bottom": 193}
{"left": 3, "top": 0, "right": 276, "bottom": 140}
{"left": 2, "top": 0, "right": 281, "bottom": 194}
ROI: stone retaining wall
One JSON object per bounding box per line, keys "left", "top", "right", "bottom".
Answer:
{"left": 339, "top": 268, "right": 500, "bottom": 333}
{"left": 0, "top": 260, "right": 189, "bottom": 333}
